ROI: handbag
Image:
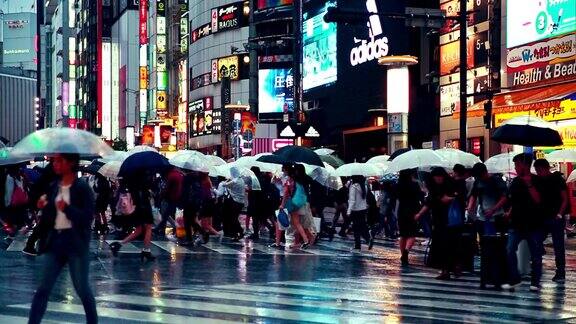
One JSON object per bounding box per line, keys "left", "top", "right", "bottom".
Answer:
{"left": 287, "top": 184, "right": 307, "bottom": 213}
{"left": 10, "top": 180, "right": 28, "bottom": 207}
{"left": 447, "top": 200, "right": 464, "bottom": 227}
{"left": 276, "top": 208, "right": 290, "bottom": 229}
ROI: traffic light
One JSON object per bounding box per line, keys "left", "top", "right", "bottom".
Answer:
{"left": 34, "top": 97, "right": 42, "bottom": 129}
{"left": 483, "top": 100, "right": 493, "bottom": 129}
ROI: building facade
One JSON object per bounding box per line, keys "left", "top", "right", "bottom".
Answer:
{"left": 0, "top": 12, "right": 37, "bottom": 73}
{"left": 0, "top": 68, "right": 36, "bottom": 144}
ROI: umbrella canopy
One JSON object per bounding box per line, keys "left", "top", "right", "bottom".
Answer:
{"left": 386, "top": 149, "right": 448, "bottom": 174}
{"left": 435, "top": 148, "right": 482, "bottom": 168}
{"left": 314, "top": 148, "right": 335, "bottom": 156}
{"left": 98, "top": 150, "right": 129, "bottom": 163}
{"left": 119, "top": 151, "right": 170, "bottom": 177}
{"left": 98, "top": 161, "right": 121, "bottom": 179}
{"left": 11, "top": 128, "right": 114, "bottom": 158}
{"left": 128, "top": 145, "right": 158, "bottom": 155}
{"left": 567, "top": 170, "right": 576, "bottom": 183}
{"left": 257, "top": 145, "right": 323, "bottom": 167}
{"left": 389, "top": 148, "right": 411, "bottom": 161}
{"left": 485, "top": 152, "right": 517, "bottom": 175}
{"left": 172, "top": 150, "right": 204, "bottom": 158}
{"left": 319, "top": 154, "right": 345, "bottom": 168}
{"left": 336, "top": 163, "right": 384, "bottom": 177}
{"left": 546, "top": 149, "right": 576, "bottom": 163}
{"left": 232, "top": 155, "right": 280, "bottom": 173}
{"left": 367, "top": 155, "right": 390, "bottom": 164}
{"left": 204, "top": 155, "right": 227, "bottom": 167}
{"left": 0, "top": 148, "right": 32, "bottom": 166}
{"left": 170, "top": 155, "right": 214, "bottom": 173}
{"left": 302, "top": 163, "right": 342, "bottom": 190}
{"left": 82, "top": 161, "right": 103, "bottom": 174}
{"left": 492, "top": 115, "right": 563, "bottom": 147}
{"left": 212, "top": 165, "right": 261, "bottom": 190}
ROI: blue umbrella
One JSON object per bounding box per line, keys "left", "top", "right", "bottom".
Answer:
{"left": 118, "top": 151, "right": 170, "bottom": 177}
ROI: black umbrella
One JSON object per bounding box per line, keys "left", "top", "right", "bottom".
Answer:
{"left": 320, "top": 154, "right": 345, "bottom": 168}
{"left": 118, "top": 151, "right": 170, "bottom": 177}
{"left": 389, "top": 148, "right": 411, "bottom": 161}
{"left": 257, "top": 145, "right": 324, "bottom": 167}
{"left": 82, "top": 161, "right": 103, "bottom": 174}
{"left": 492, "top": 116, "right": 563, "bottom": 147}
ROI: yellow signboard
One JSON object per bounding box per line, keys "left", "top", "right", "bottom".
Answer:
{"left": 139, "top": 67, "right": 147, "bottom": 89}
{"left": 217, "top": 55, "right": 239, "bottom": 81}
{"left": 494, "top": 99, "right": 576, "bottom": 127}
{"left": 157, "top": 91, "right": 167, "bottom": 116}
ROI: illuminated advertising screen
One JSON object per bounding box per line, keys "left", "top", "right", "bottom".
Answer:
{"left": 257, "top": 0, "right": 292, "bottom": 9}
{"left": 507, "top": 0, "right": 576, "bottom": 48}
{"left": 142, "top": 125, "right": 155, "bottom": 145}
{"left": 302, "top": 0, "right": 337, "bottom": 91}
{"left": 258, "top": 69, "right": 294, "bottom": 114}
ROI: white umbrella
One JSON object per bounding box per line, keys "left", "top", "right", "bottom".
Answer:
{"left": 385, "top": 149, "right": 448, "bottom": 174}
{"left": 98, "top": 161, "right": 121, "bottom": 179}
{"left": 546, "top": 149, "right": 576, "bottom": 163}
{"left": 212, "top": 165, "right": 261, "bottom": 190}
{"left": 172, "top": 150, "right": 204, "bottom": 158}
{"left": 314, "top": 148, "right": 335, "bottom": 156}
{"left": 98, "top": 150, "right": 129, "bottom": 163}
{"left": 0, "top": 148, "right": 32, "bottom": 166}
{"left": 485, "top": 152, "right": 517, "bottom": 175}
{"left": 232, "top": 154, "right": 280, "bottom": 173}
{"left": 169, "top": 155, "right": 214, "bottom": 174}
{"left": 204, "top": 155, "right": 227, "bottom": 167}
{"left": 309, "top": 163, "right": 342, "bottom": 190}
{"left": 11, "top": 127, "right": 114, "bottom": 158}
{"left": 128, "top": 145, "right": 157, "bottom": 155}
{"left": 567, "top": 170, "right": 576, "bottom": 183}
{"left": 367, "top": 155, "right": 390, "bottom": 164}
{"left": 335, "top": 163, "right": 384, "bottom": 177}
{"left": 435, "top": 148, "right": 481, "bottom": 168}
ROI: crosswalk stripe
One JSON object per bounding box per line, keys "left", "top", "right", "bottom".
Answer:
{"left": 270, "top": 279, "right": 576, "bottom": 312}
{"left": 215, "top": 283, "right": 572, "bottom": 320}
{"left": 151, "top": 241, "right": 200, "bottom": 254}
{"left": 162, "top": 288, "right": 518, "bottom": 323}
{"left": 319, "top": 277, "right": 576, "bottom": 303}
{"left": 104, "top": 241, "right": 140, "bottom": 254}
{"left": 94, "top": 293, "right": 380, "bottom": 323}
{"left": 9, "top": 303, "right": 235, "bottom": 324}
{"left": 248, "top": 243, "right": 286, "bottom": 255}
{"left": 0, "top": 314, "right": 75, "bottom": 324}
{"left": 6, "top": 238, "right": 27, "bottom": 252}
{"left": 202, "top": 243, "right": 242, "bottom": 255}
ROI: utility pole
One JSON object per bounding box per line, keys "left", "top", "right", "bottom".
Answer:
{"left": 458, "top": 0, "right": 468, "bottom": 152}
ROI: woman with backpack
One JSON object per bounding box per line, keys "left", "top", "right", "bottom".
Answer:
{"left": 347, "top": 175, "right": 373, "bottom": 251}
{"left": 28, "top": 153, "right": 98, "bottom": 324}
{"left": 109, "top": 175, "right": 156, "bottom": 262}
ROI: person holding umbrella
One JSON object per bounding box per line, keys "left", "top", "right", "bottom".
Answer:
{"left": 28, "top": 152, "right": 98, "bottom": 324}
{"left": 222, "top": 166, "right": 247, "bottom": 241}
{"left": 347, "top": 175, "right": 373, "bottom": 251}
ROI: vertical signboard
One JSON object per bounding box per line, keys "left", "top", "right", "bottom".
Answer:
{"left": 102, "top": 41, "right": 112, "bottom": 139}
{"left": 139, "top": 0, "right": 148, "bottom": 45}
{"left": 179, "top": 0, "right": 189, "bottom": 54}
{"left": 156, "top": 0, "right": 167, "bottom": 119}
{"left": 177, "top": 60, "right": 188, "bottom": 132}
{"left": 139, "top": 0, "right": 149, "bottom": 129}
{"left": 111, "top": 42, "right": 120, "bottom": 139}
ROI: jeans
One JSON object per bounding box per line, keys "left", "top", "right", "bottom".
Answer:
{"left": 350, "top": 210, "right": 370, "bottom": 249}
{"left": 506, "top": 229, "right": 544, "bottom": 286}
{"left": 29, "top": 230, "right": 97, "bottom": 324}
{"left": 156, "top": 201, "right": 177, "bottom": 234}
{"left": 544, "top": 218, "right": 566, "bottom": 276}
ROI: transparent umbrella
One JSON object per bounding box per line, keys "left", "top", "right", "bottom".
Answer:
{"left": 385, "top": 149, "right": 448, "bottom": 174}
{"left": 306, "top": 163, "right": 342, "bottom": 190}
{"left": 204, "top": 155, "right": 227, "bottom": 167}
{"left": 127, "top": 145, "right": 158, "bottom": 155}
{"left": 336, "top": 163, "right": 385, "bottom": 177}
{"left": 170, "top": 155, "right": 215, "bottom": 174}
{"left": 314, "top": 148, "right": 335, "bottom": 156}
{"left": 0, "top": 147, "right": 32, "bottom": 166}
{"left": 546, "top": 149, "right": 576, "bottom": 163}
{"left": 212, "top": 165, "right": 261, "bottom": 190}
{"left": 98, "top": 161, "right": 121, "bottom": 179}
{"left": 232, "top": 154, "right": 280, "bottom": 173}
{"left": 367, "top": 155, "right": 390, "bottom": 165}
{"left": 567, "top": 170, "right": 576, "bottom": 183}
{"left": 485, "top": 152, "right": 517, "bottom": 175}
{"left": 11, "top": 127, "right": 114, "bottom": 158}
{"left": 435, "top": 148, "right": 481, "bottom": 168}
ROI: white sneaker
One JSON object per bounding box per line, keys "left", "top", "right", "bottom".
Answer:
{"left": 421, "top": 239, "right": 430, "bottom": 246}
{"left": 529, "top": 285, "right": 541, "bottom": 292}
{"left": 501, "top": 282, "right": 521, "bottom": 290}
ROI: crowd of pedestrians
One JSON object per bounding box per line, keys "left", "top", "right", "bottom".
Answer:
{"left": 1, "top": 152, "right": 574, "bottom": 294}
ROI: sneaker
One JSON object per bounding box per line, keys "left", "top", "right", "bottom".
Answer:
{"left": 300, "top": 242, "right": 310, "bottom": 250}
{"left": 421, "top": 239, "right": 430, "bottom": 246}
{"left": 22, "top": 246, "right": 38, "bottom": 256}
{"left": 268, "top": 243, "right": 282, "bottom": 248}
{"left": 529, "top": 285, "right": 541, "bottom": 292}
{"left": 501, "top": 282, "right": 521, "bottom": 291}
{"left": 552, "top": 274, "right": 565, "bottom": 283}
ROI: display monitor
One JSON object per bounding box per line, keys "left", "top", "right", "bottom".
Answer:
{"left": 302, "top": 0, "right": 337, "bottom": 92}
{"left": 259, "top": 69, "right": 295, "bottom": 114}
{"left": 257, "top": 0, "right": 293, "bottom": 10}
{"left": 507, "top": 0, "right": 575, "bottom": 48}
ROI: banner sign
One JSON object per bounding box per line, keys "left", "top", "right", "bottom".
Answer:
{"left": 191, "top": 73, "right": 211, "bottom": 90}
{"left": 191, "top": 24, "right": 211, "bottom": 43}
{"left": 506, "top": 33, "right": 576, "bottom": 88}
{"left": 157, "top": 91, "right": 167, "bottom": 117}
{"left": 211, "top": 1, "right": 245, "bottom": 34}
{"left": 217, "top": 55, "right": 239, "bottom": 81}
{"left": 494, "top": 99, "right": 576, "bottom": 126}
{"left": 440, "top": 39, "right": 475, "bottom": 76}
{"left": 139, "top": 0, "right": 147, "bottom": 45}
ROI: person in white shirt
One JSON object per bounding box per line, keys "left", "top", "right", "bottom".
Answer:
{"left": 347, "top": 175, "right": 373, "bottom": 250}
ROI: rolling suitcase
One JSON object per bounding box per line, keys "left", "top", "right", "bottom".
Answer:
{"left": 480, "top": 233, "right": 508, "bottom": 289}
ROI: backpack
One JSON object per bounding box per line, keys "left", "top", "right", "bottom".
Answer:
{"left": 116, "top": 190, "right": 136, "bottom": 216}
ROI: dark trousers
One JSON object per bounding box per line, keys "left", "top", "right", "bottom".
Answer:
{"left": 431, "top": 226, "right": 462, "bottom": 272}
{"left": 506, "top": 229, "right": 544, "bottom": 286}
{"left": 372, "top": 211, "right": 397, "bottom": 238}
{"left": 29, "top": 230, "right": 97, "bottom": 324}
{"left": 183, "top": 205, "right": 202, "bottom": 242}
{"left": 544, "top": 218, "right": 565, "bottom": 276}
{"left": 332, "top": 203, "right": 350, "bottom": 233}
{"left": 350, "top": 210, "right": 370, "bottom": 249}
{"left": 156, "top": 201, "right": 177, "bottom": 234}
{"left": 222, "top": 201, "right": 244, "bottom": 238}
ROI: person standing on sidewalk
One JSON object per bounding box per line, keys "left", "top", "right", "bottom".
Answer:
{"left": 534, "top": 158, "right": 568, "bottom": 283}
{"left": 29, "top": 153, "right": 98, "bottom": 324}
{"left": 502, "top": 153, "right": 545, "bottom": 292}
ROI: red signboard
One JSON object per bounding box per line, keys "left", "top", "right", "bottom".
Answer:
{"left": 139, "top": 0, "right": 148, "bottom": 45}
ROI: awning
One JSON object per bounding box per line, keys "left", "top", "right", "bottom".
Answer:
{"left": 452, "top": 81, "right": 576, "bottom": 119}
{"left": 492, "top": 82, "right": 576, "bottom": 115}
